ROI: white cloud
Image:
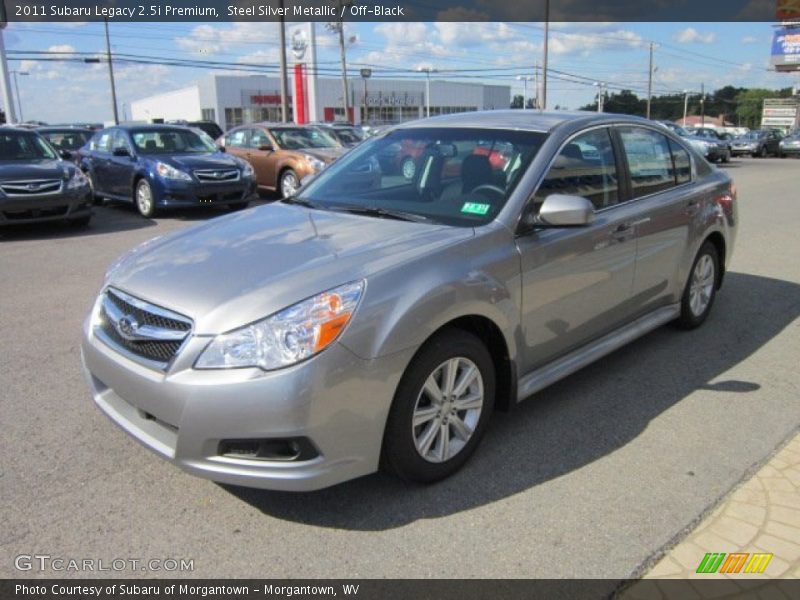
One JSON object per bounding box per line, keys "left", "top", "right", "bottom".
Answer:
{"left": 47, "top": 44, "right": 77, "bottom": 54}
{"left": 674, "top": 28, "right": 717, "bottom": 45}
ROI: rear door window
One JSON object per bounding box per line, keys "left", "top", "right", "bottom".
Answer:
{"left": 618, "top": 127, "right": 676, "bottom": 198}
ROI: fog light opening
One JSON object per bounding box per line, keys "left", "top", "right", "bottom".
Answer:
{"left": 218, "top": 437, "right": 318, "bottom": 462}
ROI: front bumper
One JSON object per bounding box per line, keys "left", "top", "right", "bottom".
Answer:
{"left": 780, "top": 145, "right": 800, "bottom": 155}
{"left": 731, "top": 146, "right": 757, "bottom": 156}
{"left": 0, "top": 187, "right": 92, "bottom": 225}
{"left": 155, "top": 177, "right": 258, "bottom": 208}
{"left": 81, "top": 313, "right": 414, "bottom": 491}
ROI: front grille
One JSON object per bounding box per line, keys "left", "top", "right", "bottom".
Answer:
{"left": 97, "top": 288, "right": 192, "bottom": 367}
{"left": 193, "top": 169, "right": 240, "bottom": 183}
{"left": 0, "top": 179, "right": 62, "bottom": 196}
{"left": 3, "top": 206, "right": 68, "bottom": 220}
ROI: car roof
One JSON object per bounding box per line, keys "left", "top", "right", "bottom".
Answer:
{"left": 394, "top": 109, "right": 656, "bottom": 133}
{"left": 38, "top": 127, "right": 93, "bottom": 133}
{"left": 117, "top": 124, "right": 194, "bottom": 132}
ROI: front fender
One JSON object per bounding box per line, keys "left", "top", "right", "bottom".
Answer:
{"left": 339, "top": 225, "right": 521, "bottom": 364}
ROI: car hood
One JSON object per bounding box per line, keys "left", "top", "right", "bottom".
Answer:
{"left": 107, "top": 203, "right": 473, "bottom": 334}
{"left": 300, "top": 147, "right": 346, "bottom": 163}
{"left": 148, "top": 153, "right": 241, "bottom": 170}
{"left": 0, "top": 159, "right": 70, "bottom": 180}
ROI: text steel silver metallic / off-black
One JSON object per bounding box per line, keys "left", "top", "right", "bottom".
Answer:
{"left": 81, "top": 111, "right": 737, "bottom": 491}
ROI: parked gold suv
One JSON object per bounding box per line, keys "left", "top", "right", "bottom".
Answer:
{"left": 220, "top": 124, "right": 345, "bottom": 197}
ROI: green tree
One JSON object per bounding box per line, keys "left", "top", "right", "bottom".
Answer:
{"left": 735, "top": 89, "right": 777, "bottom": 128}
{"left": 511, "top": 95, "right": 524, "bottom": 109}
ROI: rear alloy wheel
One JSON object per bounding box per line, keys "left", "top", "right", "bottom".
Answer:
{"left": 135, "top": 179, "right": 157, "bottom": 218}
{"left": 676, "top": 241, "right": 719, "bottom": 329}
{"left": 279, "top": 169, "right": 299, "bottom": 198}
{"left": 382, "top": 329, "right": 495, "bottom": 483}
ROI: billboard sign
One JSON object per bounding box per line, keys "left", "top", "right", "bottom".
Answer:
{"left": 771, "top": 27, "right": 800, "bottom": 72}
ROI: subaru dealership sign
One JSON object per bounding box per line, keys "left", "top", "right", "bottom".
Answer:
{"left": 771, "top": 27, "right": 800, "bottom": 72}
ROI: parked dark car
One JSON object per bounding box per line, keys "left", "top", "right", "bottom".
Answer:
{"left": 38, "top": 127, "right": 94, "bottom": 162}
{"left": 312, "top": 123, "right": 366, "bottom": 147}
{"left": 167, "top": 120, "right": 224, "bottom": 140}
{"left": 656, "top": 122, "right": 730, "bottom": 163}
{"left": 778, "top": 132, "right": 800, "bottom": 157}
{"left": 0, "top": 127, "right": 92, "bottom": 227}
{"left": 78, "top": 125, "right": 257, "bottom": 217}
{"left": 731, "top": 130, "right": 782, "bottom": 157}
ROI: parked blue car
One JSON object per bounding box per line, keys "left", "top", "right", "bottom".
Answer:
{"left": 78, "top": 124, "right": 257, "bottom": 217}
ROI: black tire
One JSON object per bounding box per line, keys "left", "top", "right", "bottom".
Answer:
{"left": 227, "top": 202, "right": 249, "bottom": 211}
{"left": 279, "top": 169, "right": 299, "bottom": 199}
{"left": 382, "top": 329, "right": 495, "bottom": 483}
{"left": 134, "top": 179, "right": 157, "bottom": 218}
{"left": 68, "top": 214, "right": 91, "bottom": 228}
{"left": 84, "top": 170, "right": 103, "bottom": 205}
{"left": 721, "top": 150, "right": 730, "bottom": 164}
{"left": 675, "top": 241, "right": 719, "bottom": 330}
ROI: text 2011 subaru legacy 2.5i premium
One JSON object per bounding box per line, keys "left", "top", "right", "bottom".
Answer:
{"left": 82, "top": 111, "right": 737, "bottom": 491}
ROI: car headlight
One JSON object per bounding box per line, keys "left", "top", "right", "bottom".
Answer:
{"left": 66, "top": 169, "right": 88, "bottom": 189}
{"left": 240, "top": 161, "right": 254, "bottom": 178}
{"left": 156, "top": 162, "right": 192, "bottom": 181}
{"left": 195, "top": 280, "right": 365, "bottom": 371}
{"left": 303, "top": 154, "right": 326, "bottom": 172}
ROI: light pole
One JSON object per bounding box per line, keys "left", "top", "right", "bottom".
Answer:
{"left": 418, "top": 67, "right": 437, "bottom": 118}
{"left": 594, "top": 82, "right": 607, "bottom": 112}
{"left": 542, "top": 0, "right": 550, "bottom": 110}
{"left": 517, "top": 75, "right": 534, "bottom": 108}
{"left": 682, "top": 89, "right": 689, "bottom": 126}
{"left": 10, "top": 70, "right": 28, "bottom": 123}
{"left": 326, "top": 2, "right": 353, "bottom": 122}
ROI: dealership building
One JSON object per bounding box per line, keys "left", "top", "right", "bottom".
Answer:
{"left": 130, "top": 73, "right": 511, "bottom": 131}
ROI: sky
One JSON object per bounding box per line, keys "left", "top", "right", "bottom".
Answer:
{"left": 2, "top": 20, "right": 796, "bottom": 123}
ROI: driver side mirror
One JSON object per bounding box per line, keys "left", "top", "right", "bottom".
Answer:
{"left": 217, "top": 145, "right": 226, "bottom": 153}
{"left": 59, "top": 150, "right": 73, "bottom": 160}
{"left": 521, "top": 194, "right": 595, "bottom": 231}
{"left": 257, "top": 144, "right": 273, "bottom": 152}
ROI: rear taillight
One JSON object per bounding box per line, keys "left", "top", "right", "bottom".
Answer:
{"left": 714, "top": 183, "right": 735, "bottom": 217}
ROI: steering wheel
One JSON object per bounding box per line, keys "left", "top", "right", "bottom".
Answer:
{"left": 471, "top": 184, "right": 505, "bottom": 199}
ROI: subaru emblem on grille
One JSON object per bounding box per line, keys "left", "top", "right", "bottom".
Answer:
{"left": 214, "top": 171, "right": 223, "bottom": 178}
{"left": 27, "top": 183, "right": 40, "bottom": 191}
{"left": 116, "top": 315, "right": 140, "bottom": 340}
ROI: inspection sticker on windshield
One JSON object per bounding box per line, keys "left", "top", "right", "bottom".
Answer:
{"left": 461, "top": 202, "right": 490, "bottom": 215}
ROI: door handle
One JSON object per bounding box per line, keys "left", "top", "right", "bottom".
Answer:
{"left": 610, "top": 223, "right": 635, "bottom": 242}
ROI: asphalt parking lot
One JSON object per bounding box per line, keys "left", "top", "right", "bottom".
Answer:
{"left": 1, "top": 157, "right": 798, "bottom": 583}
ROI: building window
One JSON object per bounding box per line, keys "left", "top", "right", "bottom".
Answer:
{"left": 224, "top": 107, "right": 244, "bottom": 128}
{"left": 201, "top": 108, "right": 216, "bottom": 122}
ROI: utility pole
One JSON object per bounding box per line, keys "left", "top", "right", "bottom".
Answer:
{"left": 103, "top": 19, "right": 119, "bottom": 125}
{"left": 700, "top": 82, "right": 705, "bottom": 126}
{"left": 11, "top": 70, "right": 27, "bottom": 122}
{"left": 534, "top": 62, "right": 539, "bottom": 109}
{"left": 278, "top": 0, "right": 289, "bottom": 123}
{"left": 683, "top": 89, "right": 689, "bottom": 126}
{"left": 419, "top": 67, "right": 436, "bottom": 117}
{"left": 0, "top": 19, "right": 17, "bottom": 124}
{"left": 542, "top": 0, "right": 550, "bottom": 110}
{"left": 646, "top": 42, "right": 654, "bottom": 119}
{"left": 328, "top": 1, "right": 351, "bottom": 121}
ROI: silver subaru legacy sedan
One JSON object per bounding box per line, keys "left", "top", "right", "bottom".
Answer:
{"left": 81, "top": 111, "right": 737, "bottom": 491}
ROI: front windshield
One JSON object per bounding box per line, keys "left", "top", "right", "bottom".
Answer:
{"left": 40, "top": 130, "right": 91, "bottom": 151}
{"left": 271, "top": 127, "right": 339, "bottom": 150}
{"left": 0, "top": 132, "right": 58, "bottom": 161}
{"left": 131, "top": 128, "right": 217, "bottom": 154}
{"left": 299, "top": 127, "right": 547, "bottom": 227}
{"left": 741, "top": 132, "right": 764, "bottom": 140}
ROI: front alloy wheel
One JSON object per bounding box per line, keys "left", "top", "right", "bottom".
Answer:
{"left": 412, "top": 357, "right": 484, "bottom": 463}
{"left": 135, "top": 179, "right": 156, "bottom": 218}
{"left": 279, "top": 169, "right": 299, "bottom": 198}
{"left": 383, "top": 329, "right": 495, "bottom": 483}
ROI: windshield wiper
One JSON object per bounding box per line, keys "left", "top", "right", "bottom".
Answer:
{"left": 330, "top": 205, "right": 432, "bottom": 223}
{"left": 280, "top": 196, "right": 325, "bottom": 210}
